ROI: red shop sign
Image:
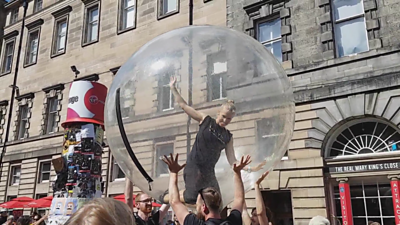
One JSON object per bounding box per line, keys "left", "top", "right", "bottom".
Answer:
{"left": 391, "top": 180, "right": 400, "bottom": 225}
{"left": 339, "top": 182, "right": 353, "bottom": 225}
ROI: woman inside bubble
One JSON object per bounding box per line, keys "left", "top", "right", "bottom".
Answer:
{"left": 160, "top": 76, "right": 266, "bottom": 205}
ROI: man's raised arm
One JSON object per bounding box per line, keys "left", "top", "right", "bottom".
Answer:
{"left": 231, "top": 155, "right": 252, "bottom": 213}
{"left": 163, "top": 154, "right": 189, "bottom": 225}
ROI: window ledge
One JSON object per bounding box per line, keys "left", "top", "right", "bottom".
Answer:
{"left": 5, "top": 131, "right": 63, "bottom": 147}
{"left": 157, "top": 10, "right": 179, "bottom": 21}
{"left": 287, "top": 48, "right": 393, "bottom": 76}
{"left": 0, "top": 71, "right": 12, "bottom": 77}
{"left": 117, "top": 26, "right": 136, "bottom": 35}
{"left": 112, "top": 178, "right": 126, "bottom": 182}
{"left": 50, "top": 51, "right": 66, "bottom": 59}
{"left": 23, "top": 61, "right": 37, "bottom": 68}
{"left": 82, "top": 39, "right": 99, "bottom": 48}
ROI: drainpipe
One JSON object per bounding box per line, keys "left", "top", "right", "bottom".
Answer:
{"left": 0, "top": 0, "right": 28, "bottom": 202}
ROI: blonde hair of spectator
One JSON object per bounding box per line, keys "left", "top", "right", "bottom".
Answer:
{"left": 64, "top": 198, "right": 136, "bottom": 225}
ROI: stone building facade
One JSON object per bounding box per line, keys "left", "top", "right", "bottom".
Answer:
{"left": 0, "top": 0, "right": 226, "bottom": 218}
{"left": 227, "top": 0, "right": 400, "bottom": 225}
{"left": 1, "top": 0, "right": 400, "bottom": 224}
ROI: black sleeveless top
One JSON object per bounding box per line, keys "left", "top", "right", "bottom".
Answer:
{"left": 187, "top": 116, "right": 232, "bottom": 171}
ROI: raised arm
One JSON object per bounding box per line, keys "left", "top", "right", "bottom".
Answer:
{"left": 231, "top": 155, "right": 252, "bottom": 213}
{"left": 169, "top": 76, "right": 206, "bottom": 123}
{"left": 33, "top": 211, "right": 49, "bottom": 225}
{"left": 158, "top": 204, "right": 171, "bottom": 223}
{"left": 255, "top": 172, "right": 270, "bottom": 225}
{"left": 125, "top": 179, "right": 134, "bottom": 212}
{"left": 163, "top": 154, "right": 189, "bottom": 225}
{"left": 242, "top": 201, "right": 252, "bottom": 225}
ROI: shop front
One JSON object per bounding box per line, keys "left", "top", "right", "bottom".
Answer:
{"left": 323, "top": 117, "right": 400, "bottom": 225}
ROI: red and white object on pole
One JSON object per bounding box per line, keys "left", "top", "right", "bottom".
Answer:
{"left": 62, "top": 80, "right": 107, "bottom": 127}
{"left": 49, "top": 80, "right": 108, "bottom": 225}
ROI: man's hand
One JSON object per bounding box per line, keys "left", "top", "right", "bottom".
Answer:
{"left": 163, "top": 153, "right": 186, "bottom": 174}
{"left": 233, "top": 155, "right": 252, "bottom": 174}
{"left": 255, "top": 171, "right": 269, "bottom": 186}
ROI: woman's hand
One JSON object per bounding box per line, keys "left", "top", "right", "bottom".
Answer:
{"left": 251, "top": 160, "right": 267, "bottom": 172}
{"left": 169, "top": 76, "right": 177, "bottom": 88}
{"left": 163, "top": 153, "right": 186, "bottom": 174}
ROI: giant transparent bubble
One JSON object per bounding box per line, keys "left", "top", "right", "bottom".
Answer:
{"left": 105, "top": 25, "right": 295, "bottom": 208}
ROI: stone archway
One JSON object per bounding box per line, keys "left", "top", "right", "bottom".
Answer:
{"left": 323, "top": 117, "right": 400, "bottom": 158}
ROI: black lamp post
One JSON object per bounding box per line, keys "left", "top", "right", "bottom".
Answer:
{"left": 0, "top": 0, "right": 28, "bottom": 202}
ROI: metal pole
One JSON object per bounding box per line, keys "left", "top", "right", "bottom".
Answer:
{"left": 186, "top": 0, "right": 194, "bottom": 155}
{"left": 0, "top": 0, "right": 28, "bottom": 202}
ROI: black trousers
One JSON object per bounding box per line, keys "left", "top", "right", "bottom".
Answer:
{"left": 183, "top": 163, "right": 220, "bottom": 204}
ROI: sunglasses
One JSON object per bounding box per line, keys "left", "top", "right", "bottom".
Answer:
{"left": 137, "top": 198, "right": 154, "bottom": 204}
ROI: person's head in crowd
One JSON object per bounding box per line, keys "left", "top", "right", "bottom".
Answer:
{"left": 308, "top": 216, "right": 330, "bottom": 225}
{"left": 1, "top": 209, "right": 7, "bottom": 217}
{"left": 16, "top": 215, "right": 31, "bottom": 225}
{"left": 251, "top": 206, "right": 274, "bottom": 225}
{"left": 369, "top": 222, "right": 381, "bottom": 225}
{"left": 135, "top": 192, "right": 153, "bottom": 215}
{"left": 30, "top": 212, "right": 38, "bottom": 218}
{"left": 31, "top": 214, "right": 42, "bottom": 225}
{"left": 64, "top": 198, "right": 136, "bottom": 225}
{"left": 173, "top": 214, "right": 180, "bottom": 225}
{"left": 6, "top": 215, "right": 14, "bottom": 224}
{"left": 196, "top": 187, "right": 222, "bottom": 220}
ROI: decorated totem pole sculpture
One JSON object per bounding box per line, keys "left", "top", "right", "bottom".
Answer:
{"left": 48, "top": 80, "right": 107, "bottom": 224}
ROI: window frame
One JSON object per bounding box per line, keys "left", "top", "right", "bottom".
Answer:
{"left": 82, "top": 1, "right": 101, "bottom": 47}
{"left": 117, "top": 0, "right": 137, "bottom": 34}
{"left": 51, "top": 16, "right": 69, "bottom": 58}
{"left": 7, "top": 195, "right": 17, "bottom": 201}
{"left": 0, "top": 102, "right": 7, "bottom": 143}
{"left": 38, "top": 161, "right": 51, "bottom": 183}
{"left": 331, "top": 0, "right": 369, "bottom": 57}
{"left": 157, "top": 0, "right": 179, "bottom": 20}
{"left": 44, "top": 97, "right": 59, "bottom": 134}
{"left": 158, "top": 70, "right": 175, "bottom": 112}
{"left": 256, "top": 117, "right": 289, "bottom": 161}
{"left": 9, "top": 164, "right": 21, "bottom": 186}
{"left": 24, "top": 28, "right": 41, "bottom": 67}
{"left": 17, "top": 104, "right": 29, "bottom": 140}
{"left": 207, "top": 51, "right": 228, "bottom": 102}
{"left": 10, "top": 8, "right": 19, "bottom": 24}
{"left": 1, "top": 38, "right": 16, "bottom": 75}
{"left": 111, "top": 157, "right": 125, "bottom": 181}
{"left": 154, "top": 141, "right": 174, "bottom": 177}
{"left": 255, "top": 15, "right": 282, "bottom": 62}
{"left": 33, "top": 0, "right": 43, "bottom": 13}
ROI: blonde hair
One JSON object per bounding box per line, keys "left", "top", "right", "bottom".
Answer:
{"left": 64, "top": 198, "right": 135, "bottom": 225}
{"left": 221, "top": 100, "right": 236, "bottom": 113}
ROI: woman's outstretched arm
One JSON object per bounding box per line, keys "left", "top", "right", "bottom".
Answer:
{"left": 169, "top": 76, "right": 206, "bottom": 123}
